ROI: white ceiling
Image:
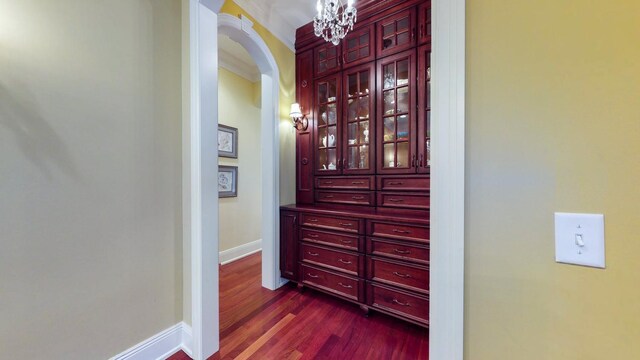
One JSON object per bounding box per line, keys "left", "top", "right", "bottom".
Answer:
{"left": 218, "top": 0, "right": 319, "bottom": 81}
{"left": 232, "top": 0, "right": 317, "bottom": 50}
{"left": 218, "top": 34, "right": 260, "bottom": 82}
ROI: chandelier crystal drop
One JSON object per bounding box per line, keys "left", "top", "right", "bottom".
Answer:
{"left": 313, "top": 0, "right": 357, "bottom": 45}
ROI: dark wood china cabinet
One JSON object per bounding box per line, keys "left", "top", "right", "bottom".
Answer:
{"left": 283, "top": 0, "right": 431, "bottom": 328}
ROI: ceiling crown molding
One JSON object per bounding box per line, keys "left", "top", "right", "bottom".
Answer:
{"left": 231, "top": 0, "right": 299, "bottom": 51}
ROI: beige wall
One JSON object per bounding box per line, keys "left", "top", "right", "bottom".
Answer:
{"left": 218, "top": 68, "right": 262, "bottom": 252}
{"left": 0, "top": 0, "right": 183, "bottom": 358}
{"left": 466, "top": 0, "right": 640, "bottom": 358}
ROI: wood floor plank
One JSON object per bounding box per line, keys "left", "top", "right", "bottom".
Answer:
{"left": 234, "top": 313, "right": 296, "bottom": 360}
{"left": 169, "top": 252, "right": 428, "bottom": 360}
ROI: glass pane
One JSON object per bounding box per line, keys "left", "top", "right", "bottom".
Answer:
{"left": 348, "top": 50, "right": 357, "bottom": 62}
{"left": 347, "top": 147, "right": 357, "bottom": 169}
{"left": 397, "top": 142, "right": 409, "bottom": 168}
{"left": 360, "top": 72, "right": 369, "bottom": 94}
{"left": 348, "top": 123, "right": 357, "bottom": 144}
{"left": 359, "top": 33, "right": 368, "bottom": 45}
{"left": 397, "top": 115, "right": 409, "bottom": 141}
{"left": 328, "top": 80, "right": 337, "bottom": 99}
{"left": 397, "top": 17, "right": 409, "bottom": 31}
{"left": 384, "top": 143, "right": 395, "bottom": 168}
{"left": 318, "top": 127, "right": 327, "bottom": 148}
{"left": 359, "top": 46, "right": 369, "bottom": 59}
{"left": 318, "top": 148, "right": 337, "bottom": 171}
{"left": 359, "top": 145, "right": 369, "bottom": 169}
{"left": 383, "top": 23, "right": 394, "bottom": 37}
{"left": 383, "top": 37, "right": 395, "bottom": 50}
{"left": 328, "top": 46, "right": 336, "bottom": 57}
{"left": 327, "top": 103, "right": 337, "bottom": 125}
{"left": 359, "top": 121, "right": 370, "bottom": 144}
{"left": 348, "top": 74, "right": 358, "bottom": 97}
{"left": 347, "top": 99, "right": 357, "bottom": 121}
{"left": 383, "top": 90, "right": 395, "bottom": 115}
{"left": 318, "top": 83, "right": 327, "bottom": 103}
{"left": 327, "top": 58, "right": 337, "bottom": 70}
{"left": 397, "top": 87, "right": 409, "bottom": 113}
{"left": 383, "top": 64, "right": 395, "bottom": 89}
{"left": 358, "top": 95, "right": 370, "bottom": 119}
{"left": 397, "top": 60, "right": 409, "bottom": 85}
{"left": 319, "top": 105, "right": 327, "bottom": 125}
{"left": 319, "top": 61, "right": 327, "bottom": 73}
{"left": 347, "top": 37, "right": 357, "bottom": 49}
{"left": 327, "top": 125, "right": 337, "bottom": 147}
{"left": 426, "top": 111, "right": 431, "bottom": 138}
{"left": 397, "top": 31, "right": 409, "bottom": 46}
{"left": 383, "top": 117, "right": 395, "bottom": 142}
{"left": 318, "top": 49, "right": 326, "bottom": 60}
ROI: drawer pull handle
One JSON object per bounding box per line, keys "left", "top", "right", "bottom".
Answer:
{"left": 338, "top": 259, "right": 352, "bottom": 264}
{"left": 393, "top": 248, "right": 411, "bottom": 255}
{"left": 324, "top": 195, "right": 335, "bottom": 198}
{"left": 393, "top": 271, "right": 412, "bottom": 278}
{"left": 351, "top": 181, "right": 364, "bottom": 185}
{"left": 339, "top": 222, "right": 353, "bottom": 227}
{"left": 307, "top": 252, "right": 319, "bottom": 256}
{"left": 392, "top": 298, "right": 411, "bottom": 307}
{"left": 352, "top": 196, "right": 365, "bottom": 200}
{"left": 338, "top": 282, "right": 353, "bottom": 289}
{"left": 392, "top": 229, "right": 410, "bottom": 234}
{"left": 388, "top": 181, "right": 404, "bottom": 185}
{"left": 308, "top": 234, "right": 319, "bottom": 238}
{"left": 308, "top": 218, "right": 319, "bottom": 222}
{"left": 388, "top": 198, "right": 404, "bottom": 202}
{"left": 324, "top": 181, "right": 334, "bottom": 184}
{"left": 307, "top": 273, "right": 319, "bottom": 278}
{"left": 340, "top": 240, "right": 352, "bottom": 244}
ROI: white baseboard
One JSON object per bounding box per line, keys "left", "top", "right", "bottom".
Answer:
{"left": 111, "top": 322, "right": 193, "bottom": 360}
{"left": 219, "top": 239, "right": 262, "bottom": 265}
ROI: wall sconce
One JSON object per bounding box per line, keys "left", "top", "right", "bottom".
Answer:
{"left": 290, "top": 103, "right": 309, "bottom": 131}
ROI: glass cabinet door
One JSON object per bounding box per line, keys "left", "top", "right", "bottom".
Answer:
{"left": 418, "top": 44, "right": 431, "bottom": 173}
{"left": 314, "top": 43, "right": 341, "bottom": 78}
{"left": 315, "top": 74, "right": 342, "bottom": 174}
{"left": 376, "top": 50, "right": 417, "bottom": 174}
{"left": 376, "top": 9, "right": 417, "bottom": 58}
{"left": 418, "top": 1, "right": 432, "bottom": 45}
{"left": 342, "top": 62, "right": 375, "bottom": 174}
{"left": 342, "top": 25, "right": 375, "bottom": 69}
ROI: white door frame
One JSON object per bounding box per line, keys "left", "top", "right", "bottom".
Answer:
{"left": 186, "top": 0, "right": 465, "bottom": 359}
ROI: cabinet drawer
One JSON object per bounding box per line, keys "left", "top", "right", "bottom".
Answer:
{"left": 378, "top": 192, "right": 430, "bottom": 210}
{"left": 367, "top": 282, "right": 429, "bottom": 326}
{"left": 316, "top": 190, "right": 375, "bottom": 206}
{"left": 367, "top": 257, "right": 429, "bottom": 294}
{"left": 316, "top": 176, "right": 374, "bottom": 190}
{"left": 301, "top": 264, "right": 362, "bottom": 302}
{"left": 300, "top": 243, "right": 362, "bottom": 277}
{"left": 301, "top": 228, "right": 361, "bottom": 251}
{"left": 301, "top": 213, "right": 363, "bottom": 233}
{"left": 369, "top": 221, "right": 429, "bottom": 243}
{"left": 367, "top": 238, "right": 429, "bottom": 265}
{"left": 378, "top": 176, "right": 430, "bottom": 191}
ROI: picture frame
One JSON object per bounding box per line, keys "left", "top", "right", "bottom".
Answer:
{"left": 218, "top": 165, "right": 238, "bottom": 198}
{"left": 218, "top": 124, "right": 238, "bottom": 158}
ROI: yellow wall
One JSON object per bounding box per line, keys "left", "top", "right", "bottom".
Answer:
{"left": 466, "top": 0, "right": 640, "bottom": 358}
{"left": 221, "top": 0, "right": 297, "bottom": 206}
{"left": 218, "top": 68, "right": 262, "bottom": 252}
{"left": 0, "top": 0, "right": 183, "bottom": 358}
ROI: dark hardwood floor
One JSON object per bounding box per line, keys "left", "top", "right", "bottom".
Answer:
{"left": 168, "top": 252, "right": 428, "bottom": 360}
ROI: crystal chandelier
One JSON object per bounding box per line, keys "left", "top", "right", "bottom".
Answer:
{"left": 314, "top": 0, "right": 357, "bottom": 45}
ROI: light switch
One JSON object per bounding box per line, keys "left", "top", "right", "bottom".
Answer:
{"left": 555, "top": 213, "right": 605, "bottom": 268}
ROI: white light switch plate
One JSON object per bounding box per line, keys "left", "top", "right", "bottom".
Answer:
{"left": 555, "top": 213, "right": 605, "bottom": 268}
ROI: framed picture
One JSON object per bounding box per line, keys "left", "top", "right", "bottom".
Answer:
{"left": 218, "top": 124, "right": 238, "bottom": 158}
{"left": 218, "top": 165, "right": 238, "bottom": 198}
